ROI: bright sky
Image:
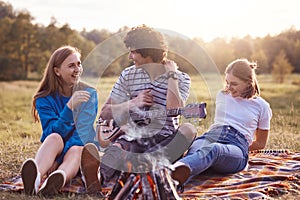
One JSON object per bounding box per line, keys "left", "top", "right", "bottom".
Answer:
{"left": 7, "top": 0, "right": 300, "bottom": 42}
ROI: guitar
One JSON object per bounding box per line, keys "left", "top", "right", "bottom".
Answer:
{"left": 132, "top": 102, "right": 207, "bottom": 126}
{"left": 99, "top": 102, "right": 207, "bottom": 141}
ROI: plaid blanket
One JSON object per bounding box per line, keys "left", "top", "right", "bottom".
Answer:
{"left": 181, "top": 149, "right": 300, "bottom": 199}
{"left": 1, "top": 150, "right": 299, "bottom": 199}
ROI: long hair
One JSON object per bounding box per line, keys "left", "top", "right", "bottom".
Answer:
{"left": 224, "top": 58, "right": 260, "bottom": 99}
{"left": 31, "top": 46, "right": 81, "bottom": 122}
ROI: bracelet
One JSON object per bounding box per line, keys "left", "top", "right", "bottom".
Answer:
{"left": 167, "top": 71, "right": 178, "bottom": 80}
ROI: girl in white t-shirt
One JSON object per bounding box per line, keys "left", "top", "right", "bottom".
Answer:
{"left": 171, "top": 58, "right": 272, "bottom": 186}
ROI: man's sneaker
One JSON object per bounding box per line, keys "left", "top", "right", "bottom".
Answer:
{"left": 21, "top": 158, "right": 40, "bottom": 195}
{"left": 80, "top": 143, "right": 101, "bottom": 193}
{"left": 170, "top": 162, "right": 191, "bottom": 185}
{"left": 38, "top": 169, "right": 66, "bottom": 196}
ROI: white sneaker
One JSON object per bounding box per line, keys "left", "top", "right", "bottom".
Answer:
{"left": 38, "top": 169, "right": 66, "bottom": 196}
{"left": 21, "top": 158, "right": 40, "bottom": 195}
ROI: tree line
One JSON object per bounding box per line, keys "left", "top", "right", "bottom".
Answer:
{"left": 1, "top": 1, "right": 299, "bottom": 82}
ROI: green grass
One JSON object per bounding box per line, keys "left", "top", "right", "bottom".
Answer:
{"left": 0, "top": 74, "right": 299, "bottom": 199}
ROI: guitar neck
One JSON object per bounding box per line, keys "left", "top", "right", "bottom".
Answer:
{"left": 130, "top": 103, "right": 206, "bottom": 122}
{"left": 131, "top": 108, "right": 182, "bottom": 121}
{"left": 165, "top": 108, "right": 182, "bottom": 116}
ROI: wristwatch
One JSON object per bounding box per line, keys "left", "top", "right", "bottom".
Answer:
{"left": 167, "top": 71, "right": 178, "bottom": 80}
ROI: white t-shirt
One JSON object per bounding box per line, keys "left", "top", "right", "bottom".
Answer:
{"left": 211, "top": 91, "right": 272, "bottom": 145}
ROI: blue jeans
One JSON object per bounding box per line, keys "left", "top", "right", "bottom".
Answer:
{"left": 179, "top": 125, "right": 249, "bottom": 181}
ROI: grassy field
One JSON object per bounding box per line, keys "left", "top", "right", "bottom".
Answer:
{"left": 0, "top": 74, "right": 299, "bottom": 199}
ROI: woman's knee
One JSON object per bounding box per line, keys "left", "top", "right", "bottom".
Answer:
{"left": 66, "top": 145, "right": 83, "bottom": 157}
{"left": 43, "top": 133, "right": 64, "bottom": 150}
{"left": 45, "top": 133, "right": 63, "bottom": 143}
{"left": 178, "top": 123, "right": 197, "bottom": 142}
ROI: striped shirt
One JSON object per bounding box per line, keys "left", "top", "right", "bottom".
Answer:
{"left": 110, "top": 65, "right": 191, "bottom": 138}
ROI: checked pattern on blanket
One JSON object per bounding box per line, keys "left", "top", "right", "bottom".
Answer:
{"left": 181, "top": 149, "right": 300, "bottom": 199}
{"left": 1, "top": 150, "right": 299, "bottom": 199}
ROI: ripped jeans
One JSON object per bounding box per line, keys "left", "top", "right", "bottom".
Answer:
{"left": 179, "top": 125, "right": 249, "bottom": 181}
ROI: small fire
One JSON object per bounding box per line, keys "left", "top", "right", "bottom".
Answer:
{"left": 109, "top": 168, "right": 180, "bottom": 200}
{"left": 105, "top": 117, "right": 188, "bottom": 199}
{"left": 118, "top": 180, "right": 124, "bottom": 188}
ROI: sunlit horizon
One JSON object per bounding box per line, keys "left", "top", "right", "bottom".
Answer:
{"left": 6, "top": 0, "right": 300, "bottom": 42}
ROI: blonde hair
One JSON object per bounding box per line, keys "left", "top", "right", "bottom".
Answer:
{"left": 224, "top": 58, "right": 260, "bottom": 99}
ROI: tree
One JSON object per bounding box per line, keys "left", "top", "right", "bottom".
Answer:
{"left": 0, "top": 56, "right": 22, "bottom": 80}
{"left": 291, "top": 40, "right": 300, "bottom": 73}
{"left": 8, "top": 11, "right": 38, "bottom": 79}
{"left": 81, "top": 29, "right": 111, "bottom": 44}
{"left": 251, "top": 49, "right": 268, "bottom": 74}
{"left": 261, "top": 35, "right": 290, "bottom": 73}
{"left": 231, "top": 37, "right": 253, "bottom": 59}
{"left": 205, "top": 38, "right": 235, "bottom": 73}
{"left": 0, "top": 1, "right": 14, "bottom": 19}
{"left": 271, "top": 50, "right": 294, "bottom": 83}
{"left": 0, "top": 16, "right": 12, "bottom": 56}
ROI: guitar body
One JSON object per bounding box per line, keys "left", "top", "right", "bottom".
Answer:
{"left": 101, "top": 102, "right": 207, "bottom": 141}
{"left": 133, "top": 117, "right": 152, "bottom": 126}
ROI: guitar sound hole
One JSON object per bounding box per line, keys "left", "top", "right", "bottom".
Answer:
{"left": 135, "top": 118, "right": 151, "bottom": 126}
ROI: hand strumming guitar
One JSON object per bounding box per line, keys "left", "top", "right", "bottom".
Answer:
{"left": 129, "top": 89, "right": 153, "bottom": 112}
{"left": 96, "top": 118, "right": 121, "bottom": 148}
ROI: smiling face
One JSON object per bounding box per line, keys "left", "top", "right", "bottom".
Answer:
{"left": 54, "top": 52, "right": 82, "bottom": 89}
{"left": 128, "top": 50, "right": 153, "bottom": 67}
{"left": 225, "top": 72, "right": 249, "bottom": 98}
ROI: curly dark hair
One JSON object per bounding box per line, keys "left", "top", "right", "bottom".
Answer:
{"left": 124, "top": 24, "right": 168, "bottom": 63}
